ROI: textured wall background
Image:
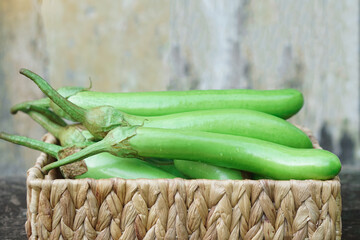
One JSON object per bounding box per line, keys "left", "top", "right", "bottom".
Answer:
{"left": 0, "top": 0, "right": 358, "bottom": 176}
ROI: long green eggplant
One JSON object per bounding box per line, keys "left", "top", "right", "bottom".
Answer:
{"left": 17, "top": 69, "right": 303, "bottom": 121}
{"left": 43, "top": 126, "right": 341, "bottom": 180}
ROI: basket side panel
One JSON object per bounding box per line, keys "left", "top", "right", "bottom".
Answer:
{"left": 26, "top": 177, "right": 342, "bottom": 240}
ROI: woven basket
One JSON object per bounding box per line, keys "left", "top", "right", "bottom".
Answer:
{"left": 26, "top": 129, "right": 342, "bottom": 240}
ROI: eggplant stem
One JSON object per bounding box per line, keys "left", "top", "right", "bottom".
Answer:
{"left": 26, "top": 105, "right": 67, "bottom": 127}
{"left": 42, "top": 140, "right": 108, "bottom": 172}
{"left": 19, "top": 69, "right": 87, "bottom": 123}
{"left": 27, "top": 111, "right": 64, "bottom": 138}
{"left": 0, "top": 132, "right": 61, "bottom": 157}
{"left": 10, "top": 98, "right": 50, "bottom": 114}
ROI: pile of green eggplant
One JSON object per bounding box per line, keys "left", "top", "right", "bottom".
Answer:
{"left": 1, "top": 68, "right": 341, "bottom": 180}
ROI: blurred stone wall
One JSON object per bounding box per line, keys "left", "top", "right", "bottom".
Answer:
{"left": 0, "top": 0, "right": 358, "bottom": 176}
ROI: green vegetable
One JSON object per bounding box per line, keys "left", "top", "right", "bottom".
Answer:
{"left": 0, "top": 132, "right": 177, "bottom": 179}
{"left": 43, "top": 126, "right": 341, "bottom": 180}
{"left": 19, "top": 68, "right": 304, "bottom": 120}
{"left": 59, "top": 88, "right": 304, "bottom": 119}
{"left": 129, "top": 109, "right": 312, "bottom": 148}
{"left": 19, "top": 69, "right": 309, "bottom": 146}
{"left": 174, "top": 160, "right": 244, "bottom": 180}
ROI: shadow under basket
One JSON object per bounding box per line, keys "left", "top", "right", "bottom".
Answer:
{"left": 26, "top": 129, "right": 342, "bottom": 240}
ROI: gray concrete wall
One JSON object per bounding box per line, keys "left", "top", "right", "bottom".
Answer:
{"left": 0, "top": 0, "right": 358, "bottom": 176}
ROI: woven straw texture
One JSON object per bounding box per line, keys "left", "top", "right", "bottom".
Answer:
{"left": 26, "top": 130, "right": 341, "bottom": 240}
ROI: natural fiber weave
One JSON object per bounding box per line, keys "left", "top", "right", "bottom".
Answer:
{"left": 26, "top": 130, "right": 342, "bottom": 240}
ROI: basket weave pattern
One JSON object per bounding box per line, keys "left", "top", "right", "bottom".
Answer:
{"left": 26, "top": 132, "right": 341, "bottom": 240}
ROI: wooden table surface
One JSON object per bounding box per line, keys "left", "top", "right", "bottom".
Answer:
{"left": 1, "top": 169, "right": 359, "bottom": 239}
